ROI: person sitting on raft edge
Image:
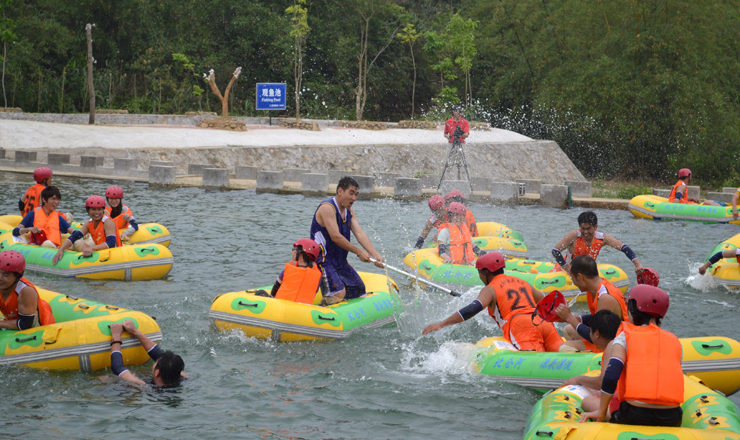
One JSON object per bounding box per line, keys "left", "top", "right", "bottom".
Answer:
{"left": 109, "top": 319, "right": 186, "bottom": 387}
{"left": 437, "top": 202, "right": 486, "bottom": 265}
{"left": 414, "top": 195, "right": 447, "bottom": 249}
{"left": 18, "top": 167, "right": 73, "bottom": 222}
{"left": 52, "top": 195, "right": 122, "bottom": 265}
{"left": 310, "top": 176, "right": 384, "bottom": 306}
{"left": 669, "top": 168, "right": 724, "bottom": 206}
{"left": 552, "top": 211, "right": 644, "bottom": 276}
{"left": 579, "top": 285, "right": 683, "bottom": 427}
{"left": 423, "top": 252, "right": 563, "bottom": 352}
{"left": 0, "top": 250, "right": 56, "bottom": 329}
{"left": 105, "top": 186, "right": 139, "bottom": 242}
{"left": 13, "top": 186, "right": 76, "bottom": 249}
{"left": 269, "top": 238, "right": 327, "bottom": 304}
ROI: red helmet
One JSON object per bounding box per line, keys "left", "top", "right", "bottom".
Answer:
{"left": 428, "top": 195, "right": 445, "bottom": 211}
{"left": 86, "top": 195, "right": 106, "bottom": 208}
{"left": 105, "top": 186, "right": 124, "bottom": 199}
{"left": 476, "top": 251, "right": 506, "bottom": 272}
{"left": 627, "top": 284, "right": 669, "bottom": 318}
{"left": 33, "top": 167, "right": 53, "bottom": 183}
{"left": 0, "top": 250, "right": 25, "bottom": 274}
{"left": 447, "top": 201, "right": 466, "bottom": 215}
{"left": 445, "top": 190, "right": 465, "bottom": 202}
{"left": 678, "top": 168, "right": 691, "bottom": 178}
{"left": 535, "top": 290, "right": 567, "bottom": 322}
{"left": 637, "top": 268, "right": 660, "bottom": 287}
{"left": 294, "top": 238, "right": 320, "bottom": 261}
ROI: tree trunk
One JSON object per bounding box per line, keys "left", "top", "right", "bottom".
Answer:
{"left": 295, "top": 35, "right": 302, "bottom": 119}
{"left": 355, "top": 17, "right": 369, "bottom": 121}
{"left": 410, "top": 46, "right": 416, "bottom": 118}
{"left": 2, "top": 41, "right": 7, "bottom": 108}
{"left": 59, "top": 66, "right": 66, "bottom": 113}
{"left": 86, "top": 24, "right": 95, "bottom": 124}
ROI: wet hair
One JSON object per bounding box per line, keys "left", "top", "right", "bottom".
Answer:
{"left": 294, "top": 246, "right": 314, "bottom": 268}
{"left": 570, "top": 255, "right": 599, "bottom": 278}
{"left": 155, "top": 351, "right": 185, "bottom": 386}
{"left": 628, "top": 299, "right": 662, "bottom": 327}
{"left": 40, "top": 186, "right": 61, "bottom": 204}
{"left": 107, "top": 198, "right": 123, "bottom": 218}
{"left": 577, "top": 211, "right": 598, "bottom": 227}
{"left": 590, "top": 310, "right": 622, "bottom": 340}
{"left": 337, "top": 177, "right": 359, "bottom": 192}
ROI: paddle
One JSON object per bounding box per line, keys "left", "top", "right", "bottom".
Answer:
{"left": 369, "top": 258, "right": 461, "bottom": 297}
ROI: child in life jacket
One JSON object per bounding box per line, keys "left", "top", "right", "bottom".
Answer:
{"left": 579, "top": 285, "right": 684, "bottom": 427}
{"left": 437, "top": 202, "right": 486, "bottom": 265}
{"left": 668, "top": 168, "right": 723, "bottom": 206}
{"left": 104, "top": 186, "right": 139, "bottom": 242}
{"left": 12, "top": 186, "right": 76, "bottom": 249}
{"left": 269, "top": 238, "right": 327, "bottom": 304}
{"left": 414, "top": 195, "right": 447, "bottom": 249}
{"left": 0, "top": 250, "right": 55, "bottom": 329}
{"left": 444, "top": 190, "right": 478, "bottom": 237}
{"left": 18, "top": 167, "right": 73, "bottom": 222}
{"left": 52, "top": 195, "right": 121, "bottom": 265}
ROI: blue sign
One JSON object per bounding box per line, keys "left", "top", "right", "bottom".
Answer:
{"left": 256, "top": 83, "right": 287, "bottom": 110}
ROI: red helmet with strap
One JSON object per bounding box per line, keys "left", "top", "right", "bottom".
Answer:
{"left": 678, "top": 168, "right": 691, "bottom": 178}
{"left": 445, "top": 190, "right": 465, "bottom": 202}
{"left": 428, "top": 195, "right": 445, "bottom": 211}
{"left": 33, "top": 167, "right": 53, "bottom": 183}
{"left": 105, "top": 186, "right": 124, "bottom": 199}
{"left": 637, "top": 268, "right": 660, "bottom": 287}
{"left": 476, "top": 251, "right": 506, "bottom": 273}
{"left": 294, "top": 238, "right": 320, "bottom": 261}
{"left": 535, "top": 290, "right": 566, "bottom": 322}
{"left": 0, "top": 250, "right": 25, "bottom": 274}
{"left": 627, "top": 284, "right": 669, "bottom": 318}
{"left": 447, "top": 201, "right": 466, "bottom": 215}
{"left": 86, "top": 195, "right": 106, "bottom": 208}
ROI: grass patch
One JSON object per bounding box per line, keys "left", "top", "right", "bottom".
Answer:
{"left": 591, "top": 179, "right": 653, "bottom": 199}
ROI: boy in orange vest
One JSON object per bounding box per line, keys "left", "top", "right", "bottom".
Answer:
{"left": 437, "top": 202, "right": 486, "bottom": 265}
{"left": 444, "top": 190, "right": 478, "bottom": 237}
{"left": 269, "top": 238, "right": 326, "bottom": 304}
{"left": 12, "top": 186, "right": 76, "bottom": 249}
{"left": 0, "top": 250, "right": 55, "bottom": 329}
{"left": 18, "top": 168, "right": 73, "bottom": 222}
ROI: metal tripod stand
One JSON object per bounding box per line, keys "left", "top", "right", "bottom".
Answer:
{"left": 437, "top": 139, "right": 474, "bottom": 192}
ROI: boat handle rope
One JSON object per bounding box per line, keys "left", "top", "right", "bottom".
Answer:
{"left": 563, "top": 411, "right": 572, "bottom": 419}
{"left": 702, "top": 343, "right": 724, "bottom": 349}
{"left": 645, "top": 202, "right": 656, "bottom": 208}
{"left": 696, "top": 409, "right": 702, "bottom": 417}
{"left": 534, "top": 431, "right": 553, "bottom": 437}
{"left": 317, "top": 315, "right": 336, "bottom": 321}
{"left": 522, "top": 260, "right": 536, "bottom": 265}
{"left": 540, "top": 279, "right": 561, "bottom": 285}
{"left": 15, "top": 335, "right": 36, "bottom": 343}
{"left": 140, "top": 247, "right": 156, "bottom": 253}
{"left": 237, "top": 301, "right": 259, "bottom": 308}
{"left": 709, "top": 417, "right": 720, "bottom": 425}
{"left": 65, "top": 295, "right": 79, "bottom": 300}
{"left": 105, "top": 306, "right": 119, "bottom": 310}
{"left": 700, "top": 395, "right": 709, "bottom": 403}
{"left": 78, "top": 304, "right": 90, "bottom": 309}
{"left": 605, "top": 269, "right": 616, "bottom": 275}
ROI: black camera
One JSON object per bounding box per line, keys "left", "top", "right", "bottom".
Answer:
{"left": 452, "top": 126, "right": 465, "bottom": 143}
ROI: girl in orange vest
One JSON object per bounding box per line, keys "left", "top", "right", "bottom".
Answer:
{"left": 668, "top": 168, "right": 723, "bottom": 205}
{"left": 444, "top": 190, "right": 478, "bottom": 237}
{"left": 53, "top": 195, "right": 121, "bottom": 265}
{"left": 0, "top": 250, "right": 55, "bottom": 329}
{"left": 104, "top": 186, "right": 139, "bottom": 242}
{"left": 18, "top": 168, "right": 73, "bottom": 222}
{"left": 579, "top": 285, "right": 683, "bottom": 427}
{"left": 12, "top": 186, "right": 75, "bottom": 248}
{"left": 269, "top": 238, "right": 325, "bottom": 304}
{"left": 437, "top": 202, "right": 485, "bottom": 265}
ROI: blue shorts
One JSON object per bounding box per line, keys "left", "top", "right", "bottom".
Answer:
{"left": 320, "top": 261, "right": 366, "bottom": 299}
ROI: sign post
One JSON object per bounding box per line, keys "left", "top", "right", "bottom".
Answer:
{"left": 256, "top": 83, "right": 287, "bottom": 126}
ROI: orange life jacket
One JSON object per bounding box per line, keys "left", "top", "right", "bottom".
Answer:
{"left": 573, "top": 230, "right": 604, "bottom": 260}
{"left": 465, "top": 210, "right": 478, "bottom": 237}
{"left": 0, "top": 277, "right": 56, "bottom": 326}
{"left": 88, "top": 216, "right": 122, "bottom": 248}
{"left": 22, "top": 184, "right": 45, "bottom": 216}
{"left": 668, "top": 180, "right": 689, "bottom": 203}
{"left": 487, "top": 274, "right": 537, "bottom": 341}
{"left": 586, "top": 279, "right": 629, "bottom": 321}
{"left": 438, "top": 222, "right": 477, "bottom": 264}
{"left": 616, "top": 322, "right": 684, "bottom": 406}
{"left": 32, "top": 207, "right": 62, "bottom": 246}
{"left": 105, "top": 204, "right": 133, "bottom": 230}
{"left": 275, "top": 262, "right": 322, "bottom": 304}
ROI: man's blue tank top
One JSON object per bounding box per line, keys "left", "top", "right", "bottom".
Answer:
{"left": 310, "top": 197, "right": 353, "bottom": 266}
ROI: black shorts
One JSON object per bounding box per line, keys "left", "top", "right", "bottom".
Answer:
{"left": 611, "top": 401, "right": 682, "bottom": 427}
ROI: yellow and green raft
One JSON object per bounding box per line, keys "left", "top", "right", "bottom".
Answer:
{"left": 403, "top": 248, "right": 629, "bottom": 300}
{"left": 629, "top": 194, "right": 740, "bottom": 224}
{"left": 209, "top": 272, "right": 402, "bottom": 342}
{"left": 0, "top": 286, "right": 161, "bottom": 371}
{"left": 426, "top": 221, "right": 528, "bottom": 258}
{"left": 703, "top": 232, "right": 740, "bottom": 288}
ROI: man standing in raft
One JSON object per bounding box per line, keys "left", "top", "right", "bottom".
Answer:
{"left": 0, "top": 251, "right": 55, "bottom": 329}
{"left": 552, "top": 211, "right": 644, "bottom": 275}
{"left": 423, "top": 252, "right": 562, "bottom": 352}
{"left": 310, "top": 177, "right": 384, "bottom": 306}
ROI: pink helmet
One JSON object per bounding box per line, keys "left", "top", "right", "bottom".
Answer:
{"left": 476, "top": 251, "right": 506, "bottom": 272}
{"left": 447, "top": 201, "right": 467, "bottom": 215}
{"left": 105, "top": 186, "right": 124, "bottom": 199}
{"left": 294, "top": 238, "right": 320, "bottom": 261}
{"left": 33, "top": 167, "right": 53, "bottom": 183}
{"left": 0, "top": 250, "right": 25, "bottom": 274}
{"left": 678, "top": 168, "right": 691, "bottom": 178}
{"left": 445, "top": 190, "right": 465, "bottom": 202}
{"left": 627, "top": 284, "right": 670, "bottom": 318}
{"left": 86, "top": 195, "right": 106, "bottom": 208}
{"left": 428, "top": 195, "right": 445, "bottom": 211}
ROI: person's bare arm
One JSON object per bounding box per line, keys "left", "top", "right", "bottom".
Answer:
{"left": 699, "top": 249, "right": 738, "bottom": 274}
{"left": 317, "top": 204, "right": 364, "bottom": 256}
{"left": 110, "top": 322, "right": 147, "bottom": 385}
{"left": 0, "top": 285, "right": 37, "bottom": 329}
{"left": 603, "top": 234, "right": 643, "bottom": 274}
{"left": 423, "top": 286, "right": 496, "bottom": 335}
{"left": 733, "top": 192, "right": 739, "bottom": 220}
{"left": 350, "top": 216, "right": 384, "bottom": 267}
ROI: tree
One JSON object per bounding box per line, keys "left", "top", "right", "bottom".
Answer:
{"left": 398, "top": 22, "right": 420, "bottom": 118}
{"left": 204, "top": 67, "right": 242, "bottom": 118}
{"left": 85, "top": 23, "right": 96, "bottom": 124}
{"left": 446, "top": 14, "right": 476, "bottom": 107}
{"left": 286, "top": 0, "right": 309, "bottom": 119}
{"left": 0, "top": 0, "right": 17, "bottom": 108}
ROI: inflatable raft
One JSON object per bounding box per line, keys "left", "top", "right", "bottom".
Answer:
{"left": 702, "top": 233, "right": 740, "bottom": 288}
{"left": 403, "top": 248, "right": 629, "bottom": 299}
{"left": 0, "top": 214, "right": 172, "bottom": 248}
{"left": 427, "top": 235, "right": 528, "bottom": 258}
{"left": 0, "top": 231, "right": 173, "bottom": 281}
{"left": 523, "top": 377, "right": 740, "bottom": 439}
{"left": 629, "top": 195, "right": 740, "bottom": 224}
{"left": 474, "top": 336, "right": 740, "bottom": 397}
{"left": 476, "top": 221, "right": 525, "bottom": 242}
{"left": 210, "top": 272, "right": 402, "bottom": 342}
{"left": 0, "top": 286, "right": 161, "bottom": 371}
